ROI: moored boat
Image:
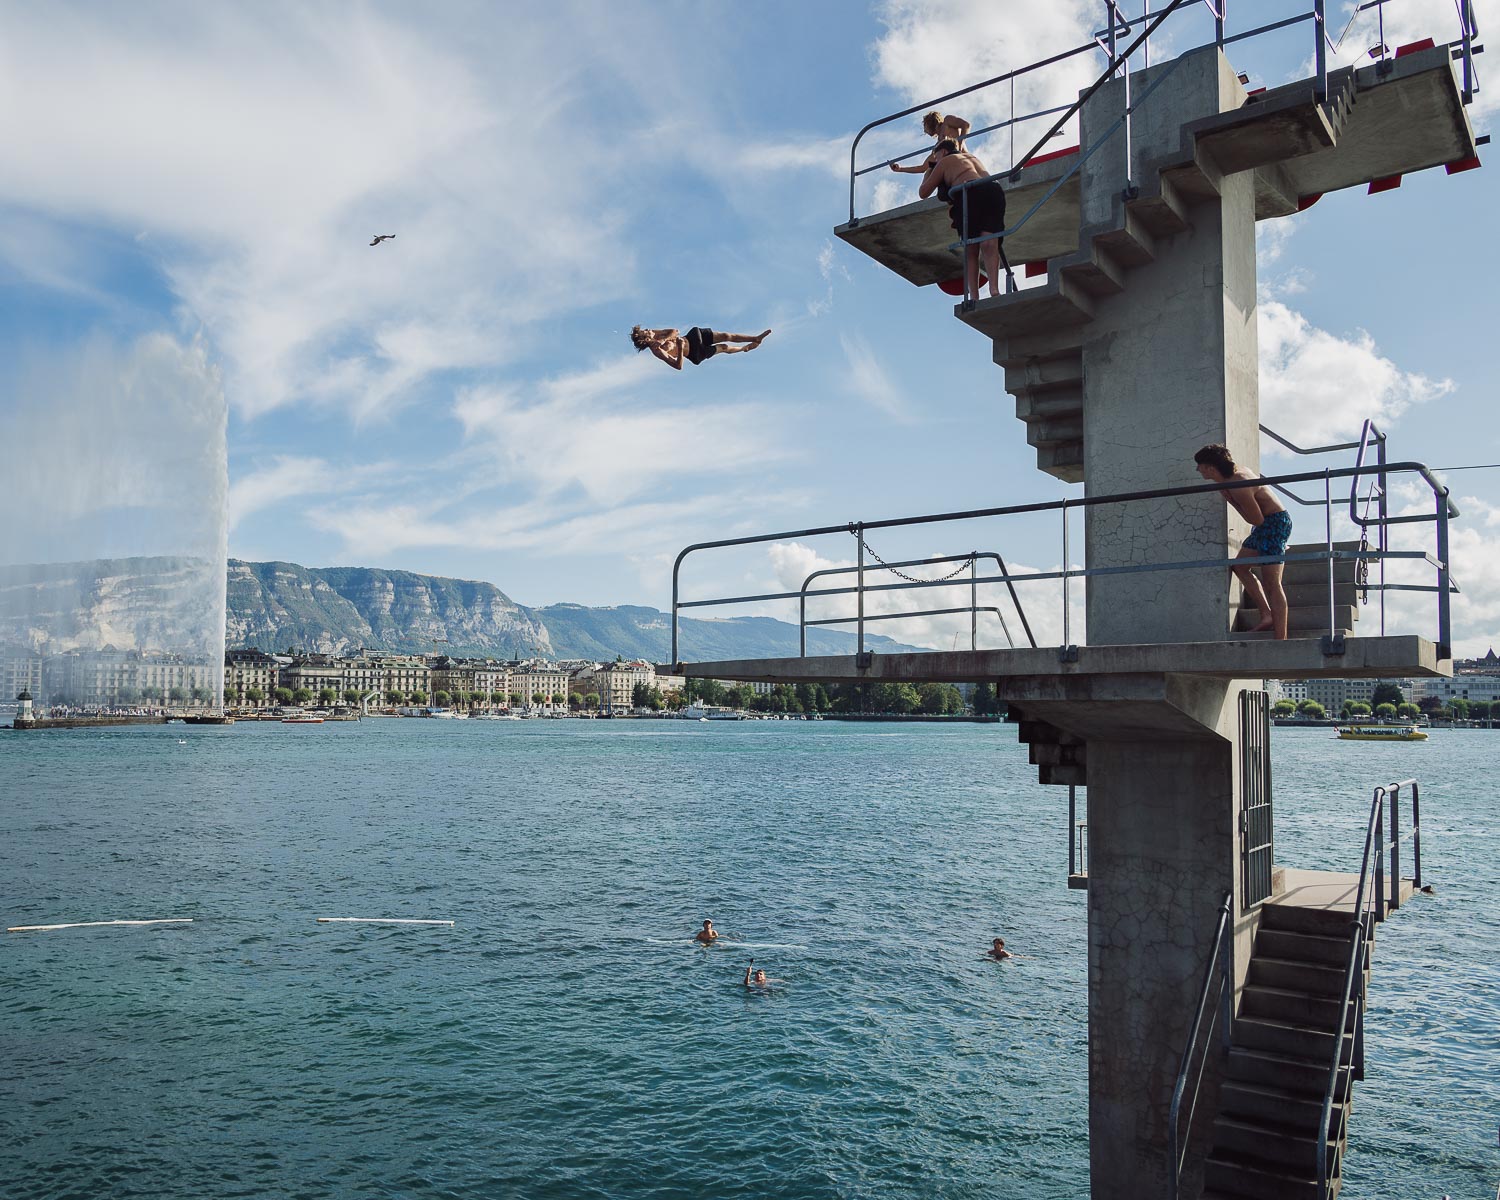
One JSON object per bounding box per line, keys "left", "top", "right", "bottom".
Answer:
{"left": 1336, "top": 724, "right": 1428, "bottom": 741}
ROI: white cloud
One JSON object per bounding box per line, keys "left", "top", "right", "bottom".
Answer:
{"left": 0, "top": 5, "right": 637, "bottom": 422}
{"left": 1258, "top": 300, "right": 1453, "bottom": 449}
{"left": 1322, "top": 0, "right": 1496, "bottom": 118}
{"left": 452, "top": 355, "right": 789, "bottom": 504}
{"left": 839, "top": 333, "right": 909, "bottom": 420}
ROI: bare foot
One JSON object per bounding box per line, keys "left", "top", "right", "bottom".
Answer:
{"left": 750, "top": 329, "right": 771, "bottom": 348}
{"left": 1251, "top": 618, "right": 1275, "bottom": 632}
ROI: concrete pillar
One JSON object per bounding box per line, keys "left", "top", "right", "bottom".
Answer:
{"left": 1079, "top": 50, "right": 1261, "bottom": 646}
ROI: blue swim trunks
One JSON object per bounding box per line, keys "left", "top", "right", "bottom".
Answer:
{"left": 1243, "top": 509, "right": 1292, "bottom": 557}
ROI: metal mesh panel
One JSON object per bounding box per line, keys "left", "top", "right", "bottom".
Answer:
{"left": 1239, "top": 690, "right": 1274, "bottom": 908}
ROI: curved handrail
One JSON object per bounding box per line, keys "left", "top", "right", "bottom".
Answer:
{"left": 1168, "top": 891, "right": 1234, "bottom": 1200}
{"left": 796, "top": 552, "right": 1037, "bottom": 655}
{"left": 670, "top": 460, "right": 1456, "bottom": 663}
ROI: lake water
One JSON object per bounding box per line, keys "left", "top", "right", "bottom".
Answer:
{"left": 1, "top": 719, "right": 1494, "bottom": 1198}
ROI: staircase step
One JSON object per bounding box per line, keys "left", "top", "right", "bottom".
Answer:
{"left": 1225, "top": 1046, "right": 1350, "bottom": 1096}
{"left": 1217, "top": 1079, "right": 1339, "bottom": 1134}
{"left": 1234, "top": 1015, "right": 1341, "bottom": 1063}
{"left": 1025, "top": 414, "right": 1084, "bottom": 448}
{"left": 1203, "top": 1152, "right": 1323, "bottom": 1200}
{"left": 1247, "top": 956, "right": 1349, "bottom": 997}
{"left": 1240, "top": 983, "right": 1347, "bottom": 1030}
{"left": 1255, "top": 926, "right": 1358, "bottom": 966}
{"left": 1260, "top": 901, "right": 1364, "bottom": 939}
{"left": 1233, "top": 604, "right": 1358, "bottom": 633}
{"left": 1210, "top": 1114, "right": 1327, "bottom": 1174}
{"left": 1014, "top": 387, "right": 1083, "bottom": 420}
{"left": 1039, "top": 763, "right": 1087, "bottom": 786}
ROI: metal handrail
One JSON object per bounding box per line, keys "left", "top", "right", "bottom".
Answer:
{"left": 1314, "top": 778, "right": 1421, "bottom": 1197}
{"left": 670, "top": 460, "right": 1456, "bottom": 663}
{"left": 1168, "top": 891, "right": 1235, "bottom": 1200}
{"left": 797, "top": 552, "right": 1037, "bottom": 655}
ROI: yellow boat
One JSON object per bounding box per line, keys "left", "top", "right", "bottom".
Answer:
{"left": 1336, "top": 724, "right": 1428, "bottom": 742}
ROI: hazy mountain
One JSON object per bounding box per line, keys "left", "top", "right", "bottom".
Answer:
{"left": 3, "top": 557, "right": 932, "bottom": 662}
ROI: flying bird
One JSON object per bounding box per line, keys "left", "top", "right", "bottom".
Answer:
{"left": 369, "top": 234, "right": 396, "bottom": 246}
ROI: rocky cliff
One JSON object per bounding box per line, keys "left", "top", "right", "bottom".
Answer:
{"left": 3, "top": 557, "right": 931, "bottom": 662}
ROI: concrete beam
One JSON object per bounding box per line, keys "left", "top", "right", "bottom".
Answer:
{"left": 664, "top": 633, "right": 1448, "bottom": 686}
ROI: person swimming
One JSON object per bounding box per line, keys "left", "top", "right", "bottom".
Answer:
{"left": 984, "top": 937, "right": 1014, "bottom": 961}
{"left": 743, "top": 959, "right": 783, "bottom": 990}
{"left": 694, "top": 919, "right": 719, "bottom": 944}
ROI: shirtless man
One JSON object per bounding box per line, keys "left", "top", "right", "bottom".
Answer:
{"left": 1194, "top": 444, "right": 1292, "bottom": 640}
{"left": 743, "top": 960, "right": 783, "bottom": 990}
{"left": 631, "top": 326, "right": 770, "bottom": 370}
{"left": 694, "top": 919, "right": 719, "bottom": 945}
{"left": 984, "top": 937, "right": 1014, "bottom": 961}
{"left": 888, "top": 110, "right": 972, "bottom": 174}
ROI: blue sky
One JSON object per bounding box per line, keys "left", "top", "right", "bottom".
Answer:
{"left": 1, "top": 0, "right": 1496, "bottom": 653}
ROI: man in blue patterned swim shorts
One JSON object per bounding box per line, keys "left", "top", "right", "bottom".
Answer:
{"left": 1194, "top": 444, "right": 1291, "bottom": 640}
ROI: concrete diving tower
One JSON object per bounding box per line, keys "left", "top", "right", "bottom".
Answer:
{"left": 674, "top": 28, "right": 1477, "bottom": 1200}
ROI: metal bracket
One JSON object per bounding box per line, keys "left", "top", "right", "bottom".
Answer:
{"left": 1320, "top": 633, "right": 1347, "bottom": 656}
{"left": 1121, "top": 184, "right": 1141, "bottom": 202}
{"left": 1058, "top": 644, "right": 1080, "bottom": 663}
{"left": 855, "top": 651, "right": 874, "bottom": 670}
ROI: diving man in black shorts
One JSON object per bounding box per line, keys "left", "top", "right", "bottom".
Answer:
{"left": 631, "top": 326, "right": 770, "bottom": 369}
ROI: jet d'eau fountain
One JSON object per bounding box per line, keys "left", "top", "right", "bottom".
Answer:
{"left": 0, "top": 334, "right": 229, "bottom": 719}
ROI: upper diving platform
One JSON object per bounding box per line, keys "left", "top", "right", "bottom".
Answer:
{"left": 836, "top": 44, "right": 1481, "bottom": 317}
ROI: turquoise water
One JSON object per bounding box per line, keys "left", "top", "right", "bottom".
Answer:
{"left": 1, "top": 720, "right": 1494, "bottom": 1198}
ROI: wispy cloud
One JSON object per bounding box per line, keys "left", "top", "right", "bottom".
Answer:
{"left": 839, "top": 332, "right": 910, "bottom": 420}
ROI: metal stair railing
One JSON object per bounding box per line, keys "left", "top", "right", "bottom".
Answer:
{"left": 1167, "top": 891, "right": 1235, "bottom": 1200}
{"left": 796, "top": 552, "right": 1037, "bottom": 656}
{"left": 1315, "top": 778, "right": 1423, "bottom": 1198}
{"left": 671, "top": 460, "right": 1457, "bottom": 664}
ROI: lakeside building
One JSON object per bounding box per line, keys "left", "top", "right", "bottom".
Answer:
{"left": 224, "top": 648, "right": 279, "bottom": 704}
{"left": 9, "top": 646, "right": 217, "bottom": 707}
{"left": 2, "top": 649, "right": 44, "bottom": 702}
{"left": 571, "top": 660, "right": 657, "bottom": 713}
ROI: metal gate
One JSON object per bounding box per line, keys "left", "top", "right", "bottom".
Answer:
{"left": 1239, "top": 690, "right": 1273, "bottom": 908}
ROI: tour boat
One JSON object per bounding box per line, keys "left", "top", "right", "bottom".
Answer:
{"left": 1335, "top": 724, "right": 1428, "bottom": 742}
{"left": 280, "top": 715, "right": 325, "bottom": 724}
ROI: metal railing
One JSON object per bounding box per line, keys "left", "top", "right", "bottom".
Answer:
{"left": 1069, "top": 784, "right": 1089, "bottom": 878}
{"left": 848, "top": 1, "right": 1480, "bottom": 300}
{"left": 1167, "top": 891, "right": 1235, "bottom": 1200}
{"left": 670, "top": 461, "right": 1458, "bottom": 665}
{"left": 797, "top": 552, "right": 1036, "bottom": 656}
{"left": 1315, "top": 778, "right": 1423, "bottom": 1198}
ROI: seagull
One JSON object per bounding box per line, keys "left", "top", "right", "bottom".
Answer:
{"left": 369, "top": 234, "right": 395, "bottom": 246}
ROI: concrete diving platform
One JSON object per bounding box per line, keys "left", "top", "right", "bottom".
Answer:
{"left": 835, "top": 44, "right": 1478, "bottom": 302}
{"left": 668, "top": 632, "right": 1449, "bottom": 689}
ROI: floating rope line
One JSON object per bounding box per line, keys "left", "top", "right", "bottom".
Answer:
{"left": 7, "top": 918, "right": 193, "bottom": 933}
{"left": 316, "top": 917, "right": 455, "bottom": 926}
{"left": 859, "top": 539, "right": 975, "bottom": 585}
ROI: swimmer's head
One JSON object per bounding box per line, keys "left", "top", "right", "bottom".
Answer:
{"left": 922, "top": 110, "right": 943, "bottom": 137}
{"left": 630, "top": 326, "right": 652, "bottom": 351}
{"left": 753, "top": 969, "right": 767, "bottom": 984}
{"left": 934, "top": 138, "right": 959, "bottom": 157}
{"left": 702, "top": 920, "right": 714, "bottom": 929}
{"left": 993, "top": 938, "right": 1005, "bottom": 950}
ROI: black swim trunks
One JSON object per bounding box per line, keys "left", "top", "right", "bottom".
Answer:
{"left": 942, "top": 179, "right": 1007, "bottom": 241}
{"left": 685, "top": 327, "right": 716, "bottom": 366}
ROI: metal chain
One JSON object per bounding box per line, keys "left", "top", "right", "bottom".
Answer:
{"left": 859, "top": 537, "right": 974, "bottom": 584}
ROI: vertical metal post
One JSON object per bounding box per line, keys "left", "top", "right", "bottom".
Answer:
{"left": 1143, "top": 0, "right": 1151, "bottom": 68}
{"left": 1324, "top": 470, "right": 1336, "bottom": 641}
{"left": 1374, "top": 797, "right": 1386, "bottom": 923}
{"left": 1069, "top": 784, "right": 1077, "bottom": 877}
{"left": 1062, "top": 501, "right": 1072, "bottom": 648}
{"left": 1314, "top": 0, "right": 1328, "bottom": 102}
{"left": 1378, "top": 432, "right": 1388, "bottom": 636}
{"left": 1216, "top": 0, "right": 1225, "bottom": 46}
{"left": 1218, "top": 921, "right": 1234, "bottom": 1052}
{"left": 1411, "top": 781, "right": 1422, "bottom": 888}
{"left": 1435, "top": 489, "right": 1452, "bottom": 660}
{"left": 970, "top": 555, "right": 978, "bottom": 651}
{"left": 799, "top": 586, "right": 807, "bottom": 658}
{"left": 1389, "top": 782, "right": 1401, "bottom": 911}
{"left": 671, "top": 563, "right": 681, "bottom": 664}
{"left": 856, "top": 524, "right": 866, "bottom": 655}
{"left": 1010, "top": 74, "right": 1017, "bottom": 172}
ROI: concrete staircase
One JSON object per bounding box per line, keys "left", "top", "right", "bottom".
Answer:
{"left": 1233, "top": 540, "right": 1361, "bottom": 640}
{"left": 1006, "top": 706, "right": 1085, "bottom": 787}
{"left": 1200, "top": 901, "right": 1367, "bottom": 1200}
{"left": 977, "top": 70, "right": 1363, "bottom": 483}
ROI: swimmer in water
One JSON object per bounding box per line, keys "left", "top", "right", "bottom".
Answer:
{"left": 743, "top": 959, "right": 783, "bottom": 990}
{"left": 984, "top": 937, "right": 1014, "bottom": 961}
{"left": 694, "top": 919, "right": 719, "bottom": 944}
